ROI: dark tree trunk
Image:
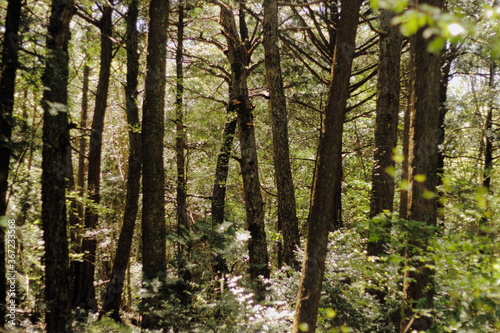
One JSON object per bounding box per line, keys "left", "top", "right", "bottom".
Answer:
{"left": 479, "top": 60, "right": 496, "bottom": 231}
{"left": 331, "top": 172, "right": 342, "bottom": 229}
{"left": 73, "top": 6, "right": 113, "bottom": 311}
{"left": 293, "top": 1, "right": 362, "bottom": 331}
{"left": 175, "top": 5, "right": 188, "bottom": 234}
{"left": 210, "top": 113, "right": 237, "bottom": 277}
{"left": 219, "top": 4, "right": 270, "bottom": 292}
{"left": 141, "top": 0, "right": 169, "bottom": 328}
{"left": 401, "top": 0, "right": 443, "bottom": 330}
{"left": 211, "top": 115, "right": 237, "bottom": 228}
{"left": 263, "top": 0, "right": 300, "bottom": 270}
{"left": 100, "top": 0, "right": 141, "bottom": 320}
{"left": 75, "top": 64, "right": 89, "bottom": 230}
{"left": 0, "top": 0, "right": 22, "bottom": 326}
{"left": 399, "top": 90, "right": 411, "bottom": 220}
{"left": 482, "top": 61, "right": 495, "bottom": 192}
{"left": 437, "top": 46, "right": 455, "bottom": 226}
{"left": 68, "top": 63, "right": 88, "bottom": 284}
{"left": 174, "top": 3, "right": 192, "bottom": 305}
{"left": 40, "top": 0, "right": 74, "bottom": 331}
{"left": 367, "top": 9, "right": 402, "bottom": 255}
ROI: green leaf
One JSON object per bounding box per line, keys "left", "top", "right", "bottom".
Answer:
{"left": 400, "top": 11, "right": 420, "bottom": 36}
{"left": 427, "top": 36, "right": 445, "bottom": 54}
{"left": 369, "top": 0, "right": 379, "bottom": 10}
{"left": 299, "top": 323, "right": 309, "bottom": 332}
{"left": 385, "top": 166, "right": 396, "bottom": 178}
{"left": 399, "top": 179, "right": 409, "bottom": 191}
{"left": 325, "top": 308, "right": 336, "bottom": 319}
{"left": 414, "top": 174, "right": 426, "bottom": 183}
{"left": 422, "top": 190, "right": 437, "bottom": 199}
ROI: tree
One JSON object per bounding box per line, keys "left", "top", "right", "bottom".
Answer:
{"left": 173, "top": 4, "right": 192, "bottom": 303}
{"left": 40, "top": 0, "right": 74, "bottom": 330}
{"left": 400, "top": 0, "right": 443, "bottom": 330}
{"left": 141, "top": 0, "right": 169, "bottom": 328}
{"left": 437, "top": 43, "right": 457, "bottom": 225}
{"left": 100, "top": 0, "right": 141, "bottom": 320}
{"left": 263, "top": 0, "right": 300, "bottom": 269}
{"left": 281, "top": 0, "right": 378, "bottom": 229}
{"left": 72, "top": 5, "right": 113, "bottom": 311}
{"left": 219, "top": 3, "right": 270, "bottom": 293}
{"left": 293, "top": 0, "right": 363, "bottom": 331}
{"left": 0, "top": 0, "right": 22, "bottom": 326}
{"left": 367, "top": 9, "right": 402, "bottom": 255}
{"left": 482, "top": 61, "right": 496, "bottom": 192}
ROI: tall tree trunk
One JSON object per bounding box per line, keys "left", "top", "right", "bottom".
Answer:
{"left": 0, "top": 0, "right": 22, "bottom": 326}
{"left": 68, "top": 63, "right": 89, "bottom": 290}
{"left": 219, "top": 4, "right": 270, "bottom": 293}
{"left": 401, "top": 0, "right": 443, "bottom": 331}
{"left": 73, "top": 6, "right": 113, "bottom": 311}
{"left": 211, "top": 112, "right": 237, "bottom": 276}
{"left": 175, "top": 4, "right": 188, "bottom": 234}
{"left": 75, "top": 64, "right": 89, "bottom": 231}
{"left": 141, "top": 0, "right": 169, "bottom": 328}
{"left": 40, "top": 0, "right": 74, "bottom": 331}
{"left": 437, "top": 46, "right": 455, "bottom": 226}
{"left": 367, "top": 9, "right": 402, "bottom": 255}
{"left": 263, "top": 0, "right": 300, "bottom": 270}
{"left": 100, "top": 0, "right": 141, "bottom": 320}
{"left": 174, "top": 3, "right": 191, "bottom": 306}
{"left": 479, "top": 60, "right": 496, "bottom": 231}
{"left": 211, "top": 115, "right": 237, "bottom": 228}
{"left": 482, "top": 61, "right": 495, "bottom": 192}
{"left": 293, "top": 1, "right": 362, "bottom": 331}
{"left": 399, "top": 94, "right": 411, "bottom": 220}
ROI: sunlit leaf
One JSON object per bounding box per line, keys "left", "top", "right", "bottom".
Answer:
{"left": 325, "top": 308, "right": 336, "bottom": 319}
{"left": 422, "top": 190, "right": 437, "bottom": 199}
{"left": 399, "top": 179, "right": 410, "bottom": 190}
{"left": 369, "top": 0, "right": 379, "bottom": 10}
{"left": 340, "top": 325, "right": 353, "bottom": 333}
{"left": 299, "top": 323, "right": 309, "bottom": 332}
{"left": 414, "top": 174, "right": 426, "bottom": 183}
{"left": 428, "top": 36, "right": 446, "bottom": 54}
{"left": 385, "top": 166, "right": 396, "bottom": 177}
{"left": 392, "top": 149, "right": 405, "bottom": 163}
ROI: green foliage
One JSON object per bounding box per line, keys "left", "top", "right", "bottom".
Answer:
{"left": 74, "top": 316, "right": 133, "bottom": 333}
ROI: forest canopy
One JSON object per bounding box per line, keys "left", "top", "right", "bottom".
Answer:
{"left": 0, "top": 0, "right": 499, "bottom": 332}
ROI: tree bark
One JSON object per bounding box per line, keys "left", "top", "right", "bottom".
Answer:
{"left": 293, "top": 1, "right": 362, "bottom": 331}
{"left": 40, "top": 0, "right": 74, "bottom": 331}
{"left": 482, "top": 61, "right": 495, "bottom": 192}
{"left": 100, "top": 0, "right": 141, "bottom": 320}
{"left": 141, "top": 0, "right": 169, "bottom": 328}
{"left": 211, "top": 115, "right": 237, "bottom": 228}
{"left": 211, "top": 112, "right": 237, "bottom": 277}
{"left": 75, "top": 64, "right": 89, "bottom": 231}
{"left": 0, "top": 0, "right": 22, "bottom": 326}
{"left": 73, "top": 6, "right": 113, "bottom": 311}
{"left": 367, "top": 9, "right": 402, "bottom": 255}
{"left": 401, "top": 0, "right": 443, "bottom": 330}
{"left": 174, "top": 3, "right": 192, "bottom": 306}
{"left": 219, "top": 4, "right": 270, "bottom": 292}
{"left": 478, "top": 60, "right": 496, "bottom": 231}
{"left": 437, "top": 46, "right": 455, "bottom": 226}
{"left": 263, "top": 0, "right": 300, "bottom": 270}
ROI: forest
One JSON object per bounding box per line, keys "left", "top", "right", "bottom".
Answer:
{"left": 0, "top": 0, "right": 499, "bottom": 332}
